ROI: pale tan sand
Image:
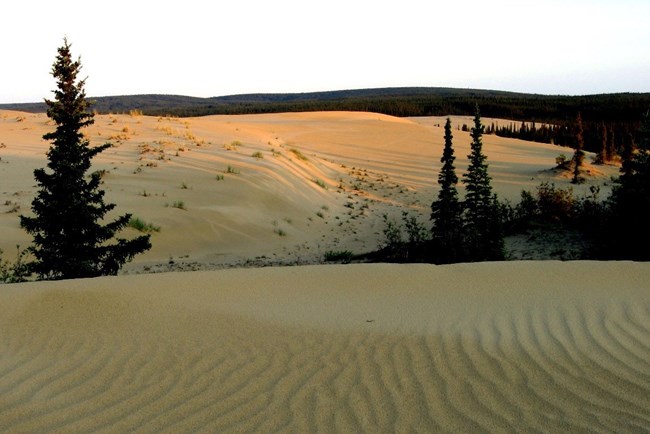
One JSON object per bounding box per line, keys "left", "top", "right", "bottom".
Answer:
{"left": 0, "top": 262, "right": 648, "bottom": 432}
{"left": 0, "top": 110, "right": 620, "bottom": 270}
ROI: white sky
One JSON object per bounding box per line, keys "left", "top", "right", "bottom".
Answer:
{"left": 1, "top": 0, "right": 649, "bottom": 103}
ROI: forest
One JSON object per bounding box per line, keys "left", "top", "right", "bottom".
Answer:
{"left": 3, "top": 87, "right": 649, "bottom": 154}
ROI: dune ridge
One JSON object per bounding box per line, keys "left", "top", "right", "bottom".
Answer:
{"left": 1, "top": 262, "right": 649, "bottom": 432}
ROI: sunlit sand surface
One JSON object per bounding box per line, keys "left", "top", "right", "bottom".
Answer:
{"left": 1, "top": 262, "right": 648, "bottom": 432}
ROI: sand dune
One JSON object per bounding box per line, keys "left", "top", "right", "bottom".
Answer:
{"left": 1, "top": 262, "right": 649, "bottom": 432}
{"left": 1, "top": 111, "right": 646, "bottom": 432}
{"left": 0, "top": 110, "right": 620, "bottom": 270}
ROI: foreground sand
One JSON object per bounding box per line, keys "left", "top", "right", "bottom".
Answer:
{"left": 0, "top": 110, "right": 620, "bottom": 269}
{"left": 1, "top": 262, "right": 648, "bottom": 432}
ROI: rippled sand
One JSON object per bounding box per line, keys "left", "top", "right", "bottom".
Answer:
{"left": 1, "top": 262, "right": 648, "bottom": 432}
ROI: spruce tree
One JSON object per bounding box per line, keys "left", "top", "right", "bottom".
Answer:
{"left": 20, "top": 39, "right": 151, "bottom": 280}
{"left": 606, "top": 110, "right": 650, "bottom": 259}
{"left": 462, "top": 104, "right": 504, "bottom": 261}
{"left": 571, "top": 113, "right": 585, "bottom": 184}
{"left": 594, "top": 122, "right": 607, "bottom": 164}
{"left": 606, "top": 129, "right": 616, "bottom": 162}
{"left": 431, "top": 118, "right": 463, "bottom": 263}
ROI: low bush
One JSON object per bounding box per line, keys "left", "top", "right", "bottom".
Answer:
{"left": 323, "top": 250, "right": 354, "bottom": 263}
{"left": 128, "top": 216, "right": 161, "bottom": 233}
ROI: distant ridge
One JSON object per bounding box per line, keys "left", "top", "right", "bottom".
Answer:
{"left": 1, "top": 87, "right": 649, "bottom": 123}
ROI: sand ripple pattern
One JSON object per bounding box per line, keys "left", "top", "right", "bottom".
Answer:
{"left": 1, "top": 263, "right": 649, "bottom": 433}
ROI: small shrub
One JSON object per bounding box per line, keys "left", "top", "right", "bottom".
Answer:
{"left": 5, "top": 200, "right": 20, "bottom": 214}
{"left": 274, "top": 228, "right": 287, "bottom": 237}
{"left": 215, "top": 174, "right": 225, "bottom": 181}
{"left": 381, "top": 214, "right": 403, "bottom": 249}
{"left": 515, "top": 190, "right": 538, "bottom": 221}
{"left": 314, "top": 179, "right": 327, "bottom": 189}
{"left": 169, "top": 200, "right": 186, "bottom": 210}
{"left": 401, "top": 211, "right": 428, "bottom": 244}
{"left": 316, "top": 211, "right": 325, "bottom": 219}
{"left": 0, "top": 246, "right": 30, "bottom": 283}
{"left": 537, "top": 182, "right": 574, "bottom": 222}
{"left": 252, "top": 151, "right": 264, "bottom": 159}
{"left": 224, "top": 140, "right": 242, "bottom": 151}
{"left": 289, "top": 148, "right": 308, "bottom": 161}
{"left": 128, "top": 216, "right": 161, "bottom": 233}
{"left": 324, "top": 250, "right": 354, "bottom": 263}
{"left": 226, "top": 165, "right": 240, "bottom": 174}
{"left": 555, "top": 154, "right": 570, "bottom": 169}
{"left": 181, "top": 182, "right": 189, "bottom": 189}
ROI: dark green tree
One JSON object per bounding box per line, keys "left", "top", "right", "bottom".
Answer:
{"left": 606, "top": 128, "right": 616, "bottom": 162}
{"left": 462, "top": 104, "right": 504, "bottom": 261}
{"left": 20, "top": 39, "right": 151, "bottom": 280}
{"left": 571, "top": 113, "right": 585, "bottom": 184}
{"left": 620, "top": 132, "right": 635, "bottom": 179}
{"left": 431, "top": 118, "right": 463, "bottom": 262}
{"left": 594, "top": 122, "right": 607, "bottom": 164}
{"left": 605, "top": 110, "right": 650, "bottom": 259}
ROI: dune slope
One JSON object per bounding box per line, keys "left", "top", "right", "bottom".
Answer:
{"left": 0, "top": 111, "right": 620, "bottom": 269}
{"left": 1, "top": 262, "right": 649, "bottom": 432}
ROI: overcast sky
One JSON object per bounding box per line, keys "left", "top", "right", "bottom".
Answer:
{"left": 2, "top": 0, "right": 649, "bottom": 103}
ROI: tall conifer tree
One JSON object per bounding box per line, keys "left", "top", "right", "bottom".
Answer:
{"left": 571, "top": 113, "right": 585, "bottom": 184}
{"left": 462, "top": 104, "right": 503, "bottom": 261}
{"left": 594, "top": 122, "right": 607, "bottom": 164}
{"left": 606, "top": 110, "right": 650, "bottom": 259}
{"left": 20, "top": 39, "right": 151, "bottom": 280}
{"left": 431, "top": 118, "right": 462, "bottom": 262}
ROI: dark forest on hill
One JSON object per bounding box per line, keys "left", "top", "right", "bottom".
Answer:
{"left": 2, "top": 87, "right": 649, "bottom": 154}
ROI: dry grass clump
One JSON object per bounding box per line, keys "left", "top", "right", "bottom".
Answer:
{"left": 289, "top": 148, "right": 308, "bottom": 161}
{"left": 224, "top": 140, "right": 242, "bottom": 151}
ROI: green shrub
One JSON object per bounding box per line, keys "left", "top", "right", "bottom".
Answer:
{"left": 401, "top": 211, "right": 428, "bottom": 244}
{"left": 536, "top": 182, "right": 574, "bottom": 222}
{"left": 381, "top": 214, "right": 403, "bottom": 250}
{"left": 128, "top": 216, "right": 161, "bottom": 233}
{"left": 323, "top": 250, "right": 354, "bottom": 263}
{"left": 0, "top": 246, "right": 30, "bottom": 283}
{"left": 169, "top": 201, "right": 186, "bottom": 210}
{"left": 252, "top": 151, "right": 264, "bottom": 159}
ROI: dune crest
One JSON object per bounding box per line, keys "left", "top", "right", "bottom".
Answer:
{"left": 1, "top": 262, "right": 649, "bottom": 432}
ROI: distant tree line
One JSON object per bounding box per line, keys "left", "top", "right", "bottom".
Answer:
{"left": 488, "top": 118, "right": 634, "bottom": 157}
{"left": 3, "top": 88, "right": 649, "bottom": 157}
